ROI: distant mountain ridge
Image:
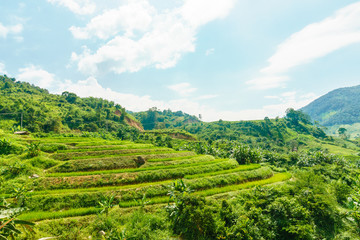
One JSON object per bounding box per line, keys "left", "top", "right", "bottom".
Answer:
{"left": 301, "top": 85, "right": 360, "bottom": 126}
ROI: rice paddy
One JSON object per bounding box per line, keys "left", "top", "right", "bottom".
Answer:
{"left": 9, "top": 136, "right": 291, "bottom": 222}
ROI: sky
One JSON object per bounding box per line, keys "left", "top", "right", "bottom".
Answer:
{"left": 1, "top": 0, "right": 360, "bottom": 122}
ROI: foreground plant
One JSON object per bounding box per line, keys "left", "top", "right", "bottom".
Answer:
{"left": 98, "top": 195, "right": 115, "bottom": 216}
{"left": 0, "top": 199, "right": 34, "bottom": 239}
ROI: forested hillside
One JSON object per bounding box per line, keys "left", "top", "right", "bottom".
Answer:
{"left": 302, "top": 85, "right": 360, "bottom": 126}
{"left": 131, "top": 107, "right": 200, "bottom": 130}
{"left": 0, "top": 75, "right": 142, "bottom": 133}
{"left": 178, "top": 108, "right": 329, "bottom": 151}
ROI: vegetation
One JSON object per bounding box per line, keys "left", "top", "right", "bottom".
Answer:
{"left": 131, "top": 107, "right": 200, "bottom": 130}
{"left": 0, "top": 75, "right": 142, "bottom": 134}
{"left": 1, "top": 75, "right": 360, "bottom": 239}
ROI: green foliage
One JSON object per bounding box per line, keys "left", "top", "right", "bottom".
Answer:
{"left": 285, "top": 108, "right": 312, "bottom": 125}
{"left": 0, "top": 161, "right": 28, "bottom": 179}
{"left": 26, "top": 142, "right": 40, "bottom": 158}
{"left": 123, "top": 209, "right": 171, "bottom": 239}
{"left": 132, "top": 107, "right": 200, "bottom": 130}
{"left": 29, "top": 156, "right": 58, "bottom": 169}
{"left": 98, "top": 195, "right": 115, "bottom": 216}
{"left": 0, "top": 195, "right": 34, "bottom": 239}
{"left": 0, "top": 75, "right": 141, "bottom": 134}
{"left": 169, "top": 195, "right": 219, "bottom": 239}
{"left": 40, "top": 143, "right": 67, "bottom": 153}
{"left": 231, "top": 144, "right": 262, "bottom": 164}
{"left": 0, "top": 138, "right": 12, "bottom": 155}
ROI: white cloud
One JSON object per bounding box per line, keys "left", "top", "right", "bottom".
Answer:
{"left": 47, "top": 0, "right": 96, "bottom": 15}
{"left": 70, "top": 0, "right": 236, "bottom": 75}
{"left": 17, "top": 65, "right": 56, "bottom": 89}
{"left": 205, "top": 48, "right": 215, "bottom": 56}
{"left": 168, "top": 82, "right": 197, "bottom": 96}
{"left": 0, "top": 22, "right": 23, "bottom": 38}
{"left": 181, "top": 0, "right": 236, "bottom": 27}
{"left": 70, "top": 1, "right": 154, "bottom": 40}
{"left": 262, "top": 2, "right": 360, "bottom": 75}
{"left": 57, "top": 77, "right": 168, "bottom": 111}
{"left": 248, "top": 2, "right": 360, "bottom": 90}
{"left": 263, "top": 91, "right": 317, "bottom": 116}
{"left": 0, "top": 63, "right": 7, "bottom": 75}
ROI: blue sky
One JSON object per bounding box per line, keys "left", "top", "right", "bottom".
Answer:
{"left": 1, "top": 0, "right": 360, "bottom": 121}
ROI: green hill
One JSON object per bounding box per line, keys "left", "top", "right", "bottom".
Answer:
{"left": 0, "top": 75, "right": 143, "bottom": 133}
{"left": 301, "top": 85, "right": 360, "bottom": 126}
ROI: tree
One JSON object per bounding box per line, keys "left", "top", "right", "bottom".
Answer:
{"left": 62, "top": 91, "right": 78, "bottom": 104}
{"left": 285, "top": 108, "right": 311, "bottom": 125}
{"left": 338, "top": 127, "right": 348, "bottom": 139}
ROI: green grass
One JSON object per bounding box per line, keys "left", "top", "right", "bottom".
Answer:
{"left": 26, "top": 179, "right": 174, "bottom": 197}
{"left": 36, "top": 137, "right": 127, "bottom": 144}
{"left": 47, "top": 156, "right": 221, "bottom": 177}
{"left": 49, "top": 151, "right": 197, "bottom": 173}
{"left": 118, "top": 172, "right": 291, "bottom": 208}
{"left": 184, "top": 164, "right": 261, "bottom": 179}
{"left": 19, "top": 173, "right": 291, "bottom": 220}
{"left": 19, "top": 207, "right": 100, "bottom": 221}
{"left": 147, "top": 154, "right": 199, "bottom": 162}
{"left": 321, "top": 143, "right": 358, "bottom": 155}
{"left": 37, "top": 159, "right": 238, "bottom": 190}
{"left": 25, "top": 165, "right": 271, "bottom": 211}
{"left": 57, "top": 144, "right": 155, "bottom": 153}
{"left": 145, "top": 155, "right": 215, "bottom": 167}
{"left": 196, "top": 172, "right": 291, "bottom": 197}
{"left": 53, "top": 147, "right": 174, "bottom": 160}
{"left": 73, "top": 140, "right": 133, "bottom": 146}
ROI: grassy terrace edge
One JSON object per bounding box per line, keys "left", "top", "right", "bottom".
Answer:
{"left": 46, "top": 156, "right": 222, "bottom": 177}
{"left": 184, "top": 164, "right": 261, "bottom": 179}
{"left": 19, "top": 173, "right": 291, "bottom": 221}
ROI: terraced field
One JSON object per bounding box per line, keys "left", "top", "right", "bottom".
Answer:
{"left": 3, "top": 136, "right": 291, "bottom": 222}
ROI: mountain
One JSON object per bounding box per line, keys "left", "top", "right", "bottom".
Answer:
{"left": 301, "top": 85, "right": 360, "bottom": 126}
{"left": 0, "top": 75, "right": 143, "bottom": 133}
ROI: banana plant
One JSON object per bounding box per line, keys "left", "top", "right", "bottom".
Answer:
{"left": 0, "top": 200, "right": 34, "bottom": 240}
{"left": 98, "top": 195, "right": 115, "bottom": 216}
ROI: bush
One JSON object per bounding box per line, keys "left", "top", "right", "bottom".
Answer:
{"left": 0, "top": 161, "right": 30, "bottom": 179}
{"left": 231, "top": 144, "right": 262, "bottom": 164}
{"left": 26, "top": 142, "right": 41, "bottom": 158}
{"left": 0, "top": 138, "right": 12, "bottom": 155}
{"left": 168, "top": 195, "right": 219, "bottom": 240}
{"left": 124, "top": 210, "right": 171, "bottom": 239}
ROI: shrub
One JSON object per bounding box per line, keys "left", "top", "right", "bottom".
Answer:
{"left": 26, "top": 142, "right": 41, "bottom": 158}
{"left": 0, "top": 161, "right": 29, "bottom": 179}
{"left": 168, "top": 195, "right": 219, "bottom": 240}
{"left": 124, "top": 210, "right": 171, "bottom": 239}
{"left": 0, "top": 138, "right": 12, "bottom": 155}
{"left": 231, "top": 144, "right": 262, "bottom": 164}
